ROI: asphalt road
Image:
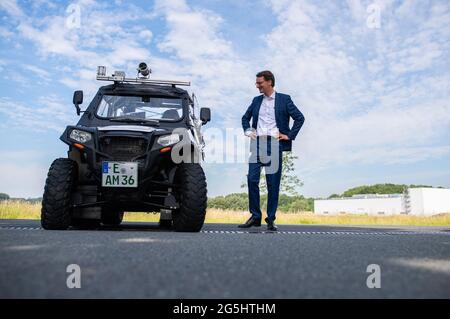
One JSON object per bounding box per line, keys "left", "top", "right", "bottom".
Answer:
{"left": 1, "top": 219, "right": 449, "bottom": 298}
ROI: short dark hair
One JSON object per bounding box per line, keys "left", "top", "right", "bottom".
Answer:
{"left": 256, "top": 70, "right": 275, "bottom": 87}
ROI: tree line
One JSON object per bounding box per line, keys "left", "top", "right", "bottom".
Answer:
{"left": 208, "top": 193, "right": 314, "bottom": 212}
{"left": 0, "top": 193, "right": 42, "bottom": 203}
{"left": 328, "top": 183, "right": 441, "bottom": 199}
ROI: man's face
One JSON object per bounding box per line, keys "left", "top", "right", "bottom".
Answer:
{"left": 255, "top": 76, "right": 272, "bottom": 94}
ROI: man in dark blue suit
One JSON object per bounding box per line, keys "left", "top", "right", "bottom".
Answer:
{"left": 239, "top": 71, "right": 305, "bottom": 231}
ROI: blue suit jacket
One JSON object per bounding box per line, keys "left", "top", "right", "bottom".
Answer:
{"left": 241, "top": 93, "right": 305, "bottom": 151}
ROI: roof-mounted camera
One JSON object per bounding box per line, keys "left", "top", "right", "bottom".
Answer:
{"left": 96, "top": 62, "right": 190, "bottom": 87}
{"left": 137, "top": 62, "right": 151, "bottom": 78}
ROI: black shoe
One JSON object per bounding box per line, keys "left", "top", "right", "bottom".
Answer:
{"left": 265, "top": 217, "right": 278, "bottom": 231}
{"left": 238, "top": 216, "right": 261, "bottom": 228}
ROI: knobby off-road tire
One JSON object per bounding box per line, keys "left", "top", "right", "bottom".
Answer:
{"left": 101, "top": 210, "right": 124, "bottom": 226}
{"left": 41, "top": 158, "right": 77, "bottom": 230}
{"left": 172, "top": 163, "right": 207, "bottom": 232}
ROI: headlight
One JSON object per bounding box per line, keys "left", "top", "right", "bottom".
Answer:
{"left": 70, "top": 129, "right": 92, "bottom": 143}
{"left": 157, "top": 134, "right": 180, "bottom": 146}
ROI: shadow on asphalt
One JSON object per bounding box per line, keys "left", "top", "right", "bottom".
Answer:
{"left": 84, "top": 223, "right": 173, "bottom": 232}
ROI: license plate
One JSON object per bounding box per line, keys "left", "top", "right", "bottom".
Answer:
{"left": 101, "top": 161, "right": 138, "bottom": 187}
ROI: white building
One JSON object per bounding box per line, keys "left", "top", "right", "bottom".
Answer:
{"left": 407, "top": 188, "right": 450, "bottom": 216}
{"left": 314, "top": 188, "right": 450, "bottom": 216}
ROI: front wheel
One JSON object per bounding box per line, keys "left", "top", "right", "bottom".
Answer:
{"left": 172, "top": 163, "right": 207, "bottom": 232}
{"left": 41, "top": 158, "right": 77, "bottom": 230}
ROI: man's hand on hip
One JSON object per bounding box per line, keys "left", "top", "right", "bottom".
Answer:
{"left": 245, "top": 129, "right": 257, "bottom": 140}
{"left": 278, "top": 133, "right": 290, "bottom": 141}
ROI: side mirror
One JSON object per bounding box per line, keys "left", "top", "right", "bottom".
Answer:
{"left": 200, "top": 107, "right": 211, "bottom": 125}
{"left": 73, "top": 90, "right": 83, "bottom": 115}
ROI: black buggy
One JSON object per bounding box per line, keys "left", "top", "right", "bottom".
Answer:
{"left": 41, "top": 63, "right": 211, "bottom": 232}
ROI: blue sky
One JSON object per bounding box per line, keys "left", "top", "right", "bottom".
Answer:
{"left": 0, "top": 0, "right": 449, "bottom": 199}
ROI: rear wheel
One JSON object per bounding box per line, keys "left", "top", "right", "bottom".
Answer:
{"left": 172, "top": 163, "right": 207, "bottom": 232}
{"left": 41, "top": 158, "right": 77, "bottom": 230}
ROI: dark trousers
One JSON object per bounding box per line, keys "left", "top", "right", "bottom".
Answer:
{"left": 247, "top": 136, "right": 283, "bottom": 221}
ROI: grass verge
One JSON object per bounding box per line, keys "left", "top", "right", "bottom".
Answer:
{"left": 1, "top": 201, "right": 449, "bottom": 226}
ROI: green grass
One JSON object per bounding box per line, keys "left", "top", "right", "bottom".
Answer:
{"left": 0, "top": 201, "right": 41, "bottom": 220}
{"left": 1, "top": 201, "right": 450, "bottom": 226}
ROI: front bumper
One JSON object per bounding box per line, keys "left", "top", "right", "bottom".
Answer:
{"left": 62, "top": 126, "right": 174, "bottom": 191}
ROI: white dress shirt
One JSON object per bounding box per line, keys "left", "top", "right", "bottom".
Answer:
{"left": 256, "top": 91, "right": 278, "bottom": 137}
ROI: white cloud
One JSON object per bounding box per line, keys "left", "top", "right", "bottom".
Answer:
{"left": 16, "top": 1, "right": 154, "bottom": 69}
{"left": 0, "top": 26, "right": 14, "bottom": 38}
{"left": 156, "top": 4, "right": 232, "bottom": 60}
{"left": 346, "top": 0, "right": 366, "bottom": 22}
{"left": 139, "top": 30, "right": 153, "bottom": 43}
{"left": 31, "top": 0, "right": 57, "bottom": 10}
{"left": 0, "top": 0, "right": 24, "bottom": 18}
{"left": 18, "top": 18, "right": 80, "bottom": 58}
{"left": 0, "top": 96, "right": 76, "bottom": 132}
{"left": 9, "top": 1, "right": 161, "bottom": 104}
{"left": 3, "top": 72, "right": 30, "bottom": 87}
{"left": 0, "top": 58, "right": 8, "bottom": 72}
{"left": 22, "top": 64, "right": 51, "bottom": 80}
{"left": 262, "top": 0, "right": 450, "bottom": 177}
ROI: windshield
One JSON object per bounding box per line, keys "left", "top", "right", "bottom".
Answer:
{"left": 96, "top": 95, "right": 183, "bottom": 121}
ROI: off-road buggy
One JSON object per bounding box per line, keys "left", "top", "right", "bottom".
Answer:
{"left": 41, "top": 63, "right": 211, "bottom": 232}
